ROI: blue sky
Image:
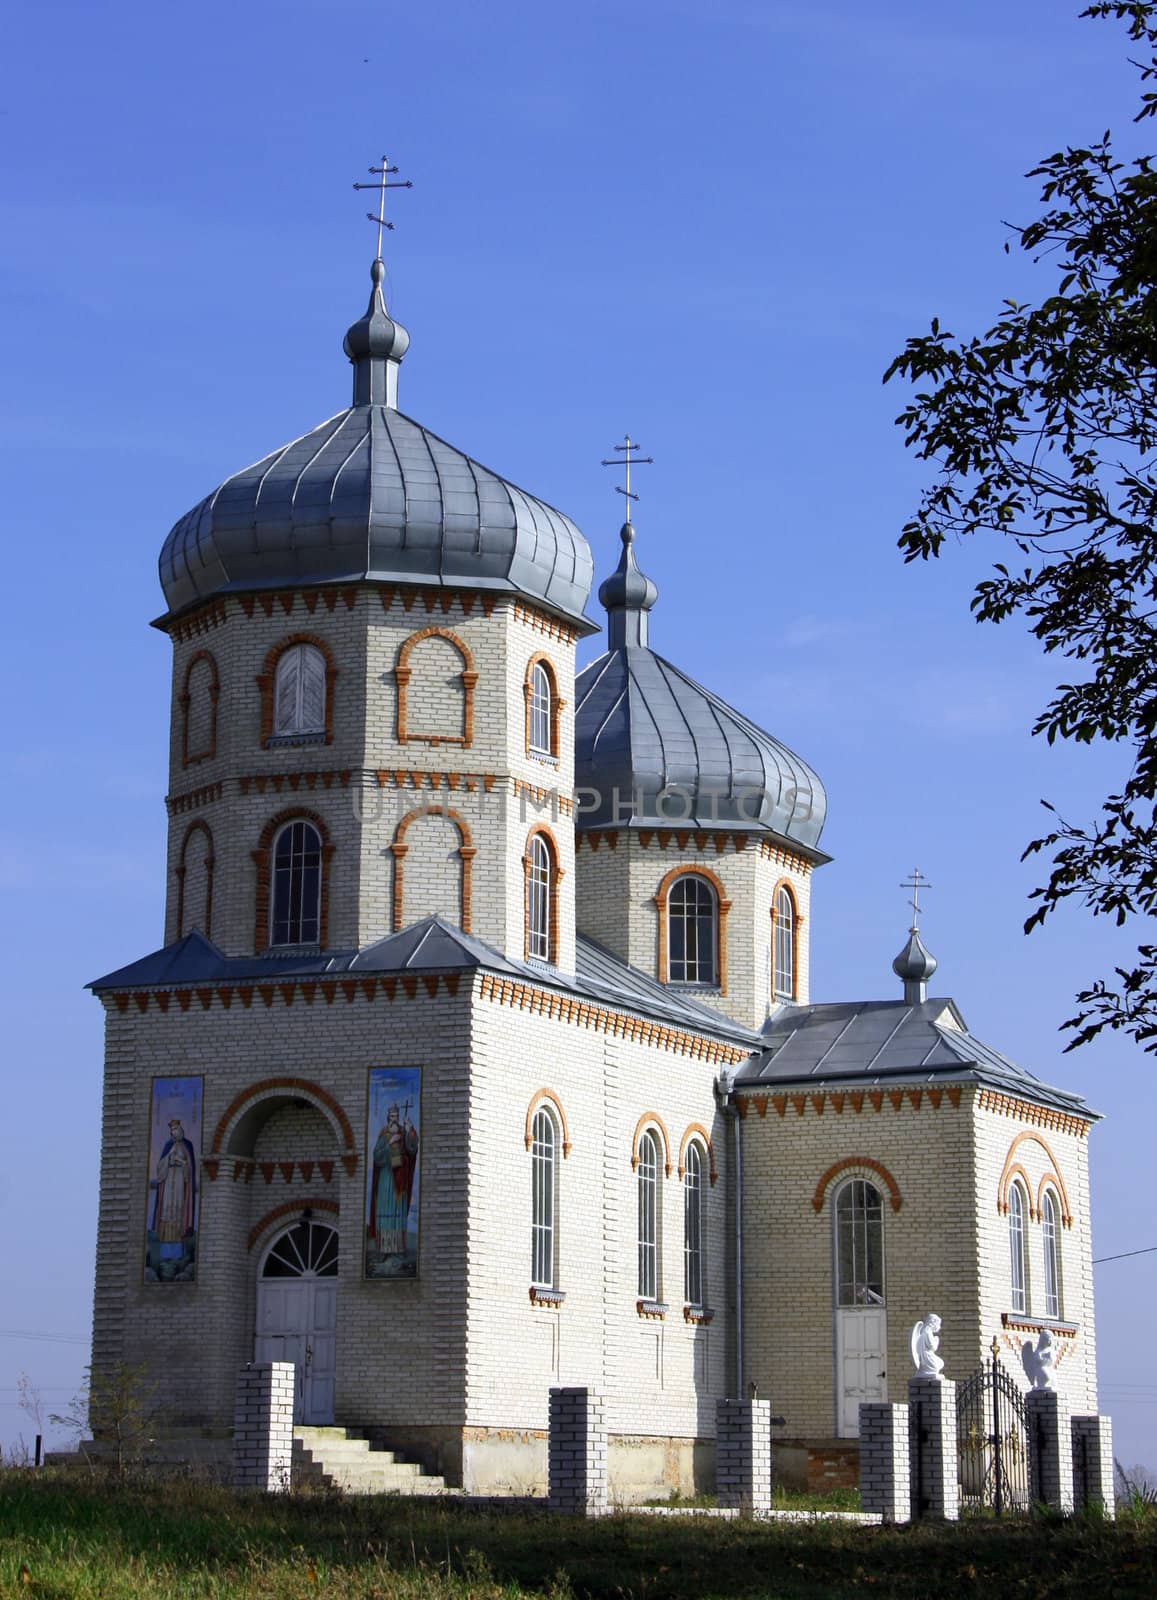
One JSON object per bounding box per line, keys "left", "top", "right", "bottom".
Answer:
{"left": 2, "top": 0, "right": 1156, "bottom": 1464}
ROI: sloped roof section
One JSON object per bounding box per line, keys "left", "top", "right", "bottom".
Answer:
{"left": 734, "top": 998, "right": 1096, "bottom": 1119}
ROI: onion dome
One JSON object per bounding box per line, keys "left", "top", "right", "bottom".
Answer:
{"left": 893, "top": 927, "right": 939, "bottom": 1005}
{"left": 157, "top": 260, "right": 596, "bottom": 629}
{"left": 575, "top": 523, "right": 828, "bottom": 851}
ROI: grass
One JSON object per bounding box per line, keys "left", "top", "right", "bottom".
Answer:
{"left": 1, "top": 1471, "right": 1155, "bottom": 1599}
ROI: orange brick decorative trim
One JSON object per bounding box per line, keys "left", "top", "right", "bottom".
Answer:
{"left": 240, "top": 588, "right": 358, "bottom": 621}
{"left": 256, "top": 634, "right": 338, "bottom": 748}
{"left": 1037, "top": 1177, "right": 1065, "bottom": 1226}
{"left": 180, "top": 649, "right": 220, "bottom": 768}
{"left": 168, "top": 598, "right": 228, "bottom": 643}
{"left": 395, "top": 626, "right": 476, "bottom": 747}
{"left": 390, "top": 806, "right": 474, "bottom": 933}
{"left": 239, "top": 770, "right": 352, "bottom": 796}
{"left": 251, "top": 808, "right": 334, "bottom": 953}
{"left": 379, "top": 585, "right": 497, "bottom": 621}
{"left": 247, "top": 1196, "right": 340, "bottom": 1251}
{"left": 166, "top": 780, "right": 223, "bottom": 816}
{"left": 654, "top": 864, "right": 731, "bottom": 994}
{"left": 997, "top": 1132, "right": 1073, "bottom": 1228}
{"left": 513, "top": 778, "right": 573, "bottom": 817}
{"left": 977, "top": 1087, "right": 1090, "bottom": 1138}
{"left": 210, "top": 1076, "right": 356, "bottom": 1156}
{"left": 376, "top": 769, "right": 497, "bottom": 796}
{"left": 736, "top": 1083, "right": 963, "bottom": 1119}
{"left": 525, "top": 1089, "right": 572, "bottom": 1158}
{"left": 523, "top": 824, "right": 564, "bottom": 964}
{"left": 524, "top": 652, "right": 563, "bottom": 760}
{"left": 758, "top": 838, "right": 815, "bottom": 875}
{"left": 677, "top": 1123, "right": 717, "bottom": 1186}
{"left": 812, "top": 1157, "right": 902, "bottom": 1214}
{"left": 1004, "top": 1166, "right": 1034, "bottom": 1218}
{"left": 1000, "top": 1312, "right": 1078, "bottom": 1338}
{"left": 176, "top": 820, "right": 215, "bottom": 941}
{"left": 106, "top": 971, "right": 467, "bottom": 1015}
{"left": 513, "top": 600, "right": 578, "bottom": 644}
{"left": 770, "top": 878, "right": 802, "bottom": 1002}
{"left": 631, "top": 1112, "right": 673, "bottom": 1178}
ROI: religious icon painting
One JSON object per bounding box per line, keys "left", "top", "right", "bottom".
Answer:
{"left": 144, "top": 1076, "right": 202, "bottom": 1285}
{"left": 364, "top": 1067, "right": 421, "bottom": 1280}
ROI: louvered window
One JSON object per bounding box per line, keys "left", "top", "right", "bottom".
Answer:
{"left": 274, "top": 644, "right": 326, "bottom": 736}
{"left": 271, "top": 820, "right": 322, "bottom": 946}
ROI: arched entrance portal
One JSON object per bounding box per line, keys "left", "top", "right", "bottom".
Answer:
{"left": 255, "top": 1220, "right": 338, "bottom": 1424}
{"left": 833, "top": 1178, "right": 887, "bottom": 1436}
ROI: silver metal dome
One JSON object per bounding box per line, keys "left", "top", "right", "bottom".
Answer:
{"left": 575, "top": 525, "right": 828, "bottom": 851}
{"left": 158, "top": 262, "right": 596, "bottom": 628}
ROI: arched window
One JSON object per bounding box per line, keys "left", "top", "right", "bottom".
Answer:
{"left": 637, "top": 1129, "right": 661, "bottom": 1301}
{"left": 531, "top": 1108, "right": 557, "bottom": 1289}
{"left": 274, "top": 643, "right": 326, "bottom": 737}
{"left": 526, "top": 832, "right": 553, "bottom": 962}
{"left": 835, "top": 1179, "right": 885, "bottom": 1307}
{"left": 1042, "top": 1190, "right": 1062, "bottom": 1319}
{"left": 773, "top": 885, "right": 796, "bottom": 1000}
{"left": 1008, "top": 1182, "right": 1028, "bottom": 1314}
{"left": 668, "top": 875, "right": 718, "bottom": 986}
{"left": 683, "top": 1142, "right": 705, "bottom": 1307}
{"left": 529, "top": 661, "right": 553, "bottom": 756}
{"left": 271, "top": 820, "right": 323, "bottom": 946}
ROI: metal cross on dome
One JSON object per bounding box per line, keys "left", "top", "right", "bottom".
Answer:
{"left": 901, "top": 868, "right": 932, "bottom": 930}
{"left": 601, "top": 435, "right": 654, "bottom": 513}
{"left": 353, "top": 155, "right": 414, "bottom": 261}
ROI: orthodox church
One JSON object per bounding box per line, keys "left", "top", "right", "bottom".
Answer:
{"left": 88, "top": 240, "right": 1103, "bottom": 1497}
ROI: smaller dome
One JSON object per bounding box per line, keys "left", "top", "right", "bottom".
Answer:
{"left": 598, "top": 522, "right": 658, "bottom": 617}
{"left": 343, "top": 258, "right": 410, "bottom": 364}
{"left": 892, "top": 929, "right": 938, "bottom": 985}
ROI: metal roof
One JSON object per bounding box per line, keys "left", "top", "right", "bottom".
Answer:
{"left": 734, "top": 998, "right": 1097, "bottom": 1119}
{"left": 157, "top": 264, "right": 597, "bottom": 631}
{"left": 88, "top": 918, "right": 757, "bottom": 1046}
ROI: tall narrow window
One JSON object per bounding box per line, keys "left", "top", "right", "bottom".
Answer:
{"left": 683, "top": 1143, "right": 704, "bottom": 1306}
{"left": 531, "top": 1108, "right": 557, "bottom": 1289}
{"left": 1009, "top": 1183, "right": 1028, "bottom": 1314}
{"left": 529, "top": 662, "right": 553, "bottom": 756}
{"left": 271, "top": 820, "right": 322, "bottom": 946}
{"left": 773, "top": 885, "right": 796, "bottom": 1000}
{"left": 1042, "top": 1191, "right": 1062, "bottom": 1319}
{"left": 668, "top": 875, "right": 718, "bottom": 986}
{"left": 637, "top": 1130, "right": 660, "bottom": 1301}
{"left": 835, "top": 1180, "right": 885, "bottom": 1306}
{"left": 527, "top": 833, "right": 552, "bottom": 962}
{"left": 274, "top": 643, "right": 326, "bottom": 737}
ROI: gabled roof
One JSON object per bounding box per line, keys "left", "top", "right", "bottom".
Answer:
{"left": 734, "top": 998, "right": 1096, "bottom": 1120}
{"left": 89, "top": 918, "right": 757, "bottom": 1046}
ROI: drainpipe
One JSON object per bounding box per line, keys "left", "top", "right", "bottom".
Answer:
{"left": 716, "top": 1071, "right": 743, "bottom": 1398}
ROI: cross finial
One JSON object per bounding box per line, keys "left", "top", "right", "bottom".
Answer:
{"left": 353, "top": 155, "right": 414, "bottom": 263}
{"left": 600, "top": 434, "right": 654, "bottom": 515}
{"left": 900, "top": 868, "right": 932, "bottom": 930}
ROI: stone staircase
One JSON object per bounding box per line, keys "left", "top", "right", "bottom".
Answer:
{"left": 293, "top": 1426, "right": 455, "bottom": 1496}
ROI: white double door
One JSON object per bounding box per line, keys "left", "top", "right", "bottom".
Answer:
{"left": 255, "top": 1276, "right": 337, "bottom": 1425}
{"left": 836, "top": 1306, "right": 888, "bottom": 1437}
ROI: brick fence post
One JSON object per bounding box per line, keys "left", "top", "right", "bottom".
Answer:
{"left": 859, "top": 1402, "right": 911, "bottom": 1523}
{"left": 715, "top": 1398, "right": 772, "bottom": 1514}
{"left": 1071, "top": 1414, "right": 1114, "bottom": 1518}
{"left": 548, "top": 1387, "right": 607, "bottom": 1516}
{"left": 907, "top": 1377, "right": 959, "bottom": 1520}
{"left": 232, "top": 1362, "right": 295, "bottom": 1492}
{"left": 1027, "top": 1388, "right": 1074, "bottom": 1513}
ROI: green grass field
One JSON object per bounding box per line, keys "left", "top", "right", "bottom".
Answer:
{"left": 1, "top": 1472, "right": 1154, "bottom": 1599}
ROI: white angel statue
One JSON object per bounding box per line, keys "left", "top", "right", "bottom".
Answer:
{"left": 909, "top": 1313, "right": 945, "bottom": 1379}
{"left": 1021, "top": 1328, "right": 1055, "bottom": 1390}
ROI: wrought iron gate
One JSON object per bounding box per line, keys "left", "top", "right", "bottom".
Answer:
{"left": 956, "top": 1342, "right": 1030, "bottom": 1514}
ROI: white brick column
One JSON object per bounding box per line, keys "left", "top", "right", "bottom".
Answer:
{"left": 907, "top": 1377, "right": 959, "bottom": 1520}
{"left": 1071, "top": 1414, "right": 1114, "bottom": 1518}
{"left": 1027, "top": 1389, "right": 1074, "bottom": 1513}
{"left": 232, "top": 1363, "right": 295, "bottom": 1492}
{"left": 548, "top": 1387, "right": 607, "bottom": 1516}
{"left": 715, "top": 1398, "right": 772, "bottom": 1513}
{"left": 859, "top": 1402, "right": 911, "bottom": 1523}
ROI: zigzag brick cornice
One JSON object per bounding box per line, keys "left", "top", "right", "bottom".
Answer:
{"left": 163, "top": 582, "right": 521, "bottom": 638}
{"left": 167, "top": 599, "right": 228, "bottom": 643}
{"left": 577, "top": 829, "right": 813, "bottom": 874}
{"left": 376, "top": 770, "right": 498, "bottom": 795}
{"left": 513, "top": 601, "right": 578, "bottom": 644}
{"left": 735, "top": 1084, "right": 964, "bottom": 1119}
{"left": 239, "top": 770, "right": 352, "bottom": 796}
{"left": 166, "top": 781, "right": 224, "bottom": 816}
{"left": 976, "top": 1088, "right": 1090, "bottom": 1139}
{"left": 105, "top": 970, "right": 466, "bottom": 1016}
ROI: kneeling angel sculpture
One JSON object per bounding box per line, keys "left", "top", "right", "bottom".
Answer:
{"left": 910, "top": 1313, "right": 945, "bottom": 1379}
{"left": 1021, "top": 1327, "right": 1055, "bottom": 1389}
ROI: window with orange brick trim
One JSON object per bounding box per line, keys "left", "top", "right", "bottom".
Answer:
{"left": 524, "top": 653, "right": 562, "bottom": 759}
{"left": 180, "top": 650, "right": 220, "bottom": 768}
{"left": 771, "top": 880, "right": 799, "bottom": 1001}
{"left": 654, "top": 866, "right": 730, "bottom": 992}
{"left": 251, "top": 808, "right": 334, "bottom": 952}
{"left": 176, "top": 820, "right": 215, "bottom": 940}
{"left": 524, "top": 825, "right": 562, "bottom": 964}
{"left": 1008, "top": 1180, "right": 1028, "bottom": 1314}
{"left": 395, "top": 626, "right": 477, "bottom": 747}
{"left": 256, "top": 633, "right": 338, "bottom": 748}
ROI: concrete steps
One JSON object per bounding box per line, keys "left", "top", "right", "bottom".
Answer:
{"left": 293, "top": 1426, "right": 455, "bottom": 1497}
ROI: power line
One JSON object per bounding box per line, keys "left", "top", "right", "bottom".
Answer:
{"left": 1093, "top": 1244, "right": 1157, "bottom": 1265}
{"left": 0, "top": 1329, "right": 88, "bottom": 1347}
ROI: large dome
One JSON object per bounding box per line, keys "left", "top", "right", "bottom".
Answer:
{"left": 574, "top": 524, "right": 828, "bottom": 852}
{"left": 158, "top": 260, "right": 595, "bottom": 628}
